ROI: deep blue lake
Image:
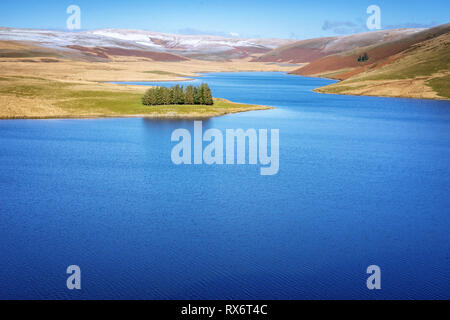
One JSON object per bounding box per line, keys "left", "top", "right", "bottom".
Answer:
{"left": 1, "top": 72, "right": 449, "bottom": 299}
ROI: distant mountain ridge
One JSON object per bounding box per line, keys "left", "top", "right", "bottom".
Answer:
{"left": 0, "top": 27, "right": 433, "bottom": 64}
{"left": 0, "top": 27, "right": 294, "bottom": 61}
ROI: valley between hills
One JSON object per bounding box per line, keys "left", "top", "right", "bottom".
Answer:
{"left": 0, "top": 24, "right": 448, "bottom": 119}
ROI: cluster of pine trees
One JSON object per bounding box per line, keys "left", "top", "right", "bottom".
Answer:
{"left": 357, "top": 52, "right": 369, "bottom": 62}
{"left": 142, "top": 84, "right": 214, "bottom": 106}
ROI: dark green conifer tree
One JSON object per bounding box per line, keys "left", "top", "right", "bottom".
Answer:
{"left": 174, "top": 85, "right": 185, "bottom": 104}
{"left": 194, "top": 87, "right": 201, "bottom": 104}
{"left": 201, "top": 83, "right": 214, "bottom": 105}
{"left": 184, "top": 85, "right": 195, "bottom": 104}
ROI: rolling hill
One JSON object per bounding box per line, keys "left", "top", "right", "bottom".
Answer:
{"left": 290, "top": 23, "right": 450, "bottom": 99}
{"left": 252, "top": 29, "right": 422, "bottom": 63}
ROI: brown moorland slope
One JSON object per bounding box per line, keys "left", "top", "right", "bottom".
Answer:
{"left": 0, "top": 41, "right": 190, "bottom": 62}
{"left": 253, "top": 37, "right": 339, "bottom": 63}
{"left": 253, "top": 29, "right": 421, "bottom": 64}
{"left": 291, "top": 23, "right": 450, "bottom": 80}
{"left": 65, "top": 45, "right": 189, "bottom": 62}
{"left": 299, "top": 24, "right": 450, "bottom": 100}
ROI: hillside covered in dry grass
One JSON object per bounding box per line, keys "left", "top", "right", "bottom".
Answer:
{"left": 290, "top": 24, "right": 450, "bottom": 100}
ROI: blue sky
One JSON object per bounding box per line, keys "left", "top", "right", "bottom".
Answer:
{"left": 0, "top": 0, "right": 448, "bottom": 39}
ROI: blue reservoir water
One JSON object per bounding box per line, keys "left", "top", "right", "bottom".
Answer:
{"left": 0, "top": 72, "right": 449, "bottom": 299}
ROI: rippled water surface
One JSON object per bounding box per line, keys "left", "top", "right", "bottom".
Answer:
{"left": 1, "top": 72, "right": 449, "bottom": 299}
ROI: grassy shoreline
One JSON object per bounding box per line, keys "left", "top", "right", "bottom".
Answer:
{"left": 0, "top": 75, "right": 273, "bottom": 119}
{"left": 0, "top": 99, "right": 274, "bottom": 120}
{"left": 313, "top": 86, "right": 450, "bottom": 101}
{"left": 312, "top": 77, "right": 450, "bottom": 101}
{"left": 0, "top": 56, "right": 293, "bottom": 119}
